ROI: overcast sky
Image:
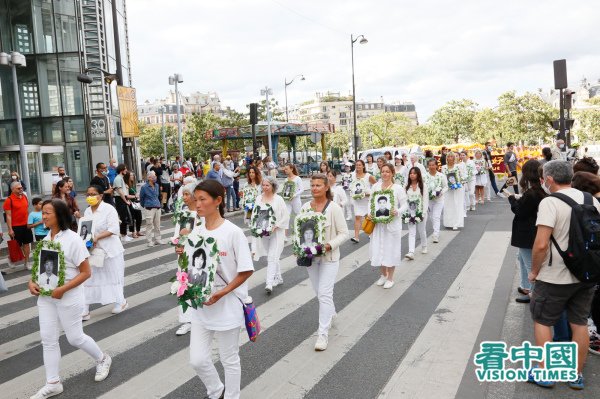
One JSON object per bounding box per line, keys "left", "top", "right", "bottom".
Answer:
{"left": 127, "top": 0, "right": 600, "bottom": 121}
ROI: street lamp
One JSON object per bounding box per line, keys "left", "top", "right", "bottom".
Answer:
{"left": 260, "top": 87, "right": 274, "bottom": 160}
{"left": 0, "top": 51, "right": 30, "bottom": 194}
{"left": 284, "top": 74, "right": 305, "bottom": 122}
{"left": 351, "top": 34, "right": 368, "bottom": 161}
{"left": 169, "top": 73, "right": 184, "bottom": 161}
{"left": 159, "top": 106, "right": 167, "bottom": 160}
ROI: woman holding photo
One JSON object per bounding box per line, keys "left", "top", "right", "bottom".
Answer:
{"left": 460, "top": 151, "right": 477, "bottom": 212}
{"left": 365, "top": 153, "right": 378, "bottom": 176}
{"left": 442, "top": 152, "right": 465, "bottom": 231}
{"left": 252, "top": 176, "right": 289, "bottom": 294}
{"left": 283, "top": 163, "right": 304, "bottom": 241}
{"left": 299, "top": 174, "right": 349, "bottom": 351}
{"left": 328, "top": 170, "right": 348, "bottom": 211}
{"left": 394, "top": 154, "right": 407, "bottom": 187}
{"left": 241, "top": 166, "right": 262, "bottom": 226}
{"left": 175, "top": 180, "right": 254, "bottom": 399}
{"left": 369, "top": 163, "right": 407, "bottom": 288}
{"left": 404, "top": 167, "right": 429, "bottom": 260}
{"left": 350, "top": 160, "right": 377, "bottom": 243}
{"left": 319, "top": 161, "right": 330, "bottom": 174}
{"left": 425, "top": 158, "right": 448, "bottom": 243}
{"left": 81, "top": 185, "right": 127, "bottom": 320}
{"left": 473, "top": 150, "right": 489, "bottom": 205}
{"left": 28, "top": 199, "right": 112, "bottom": 399}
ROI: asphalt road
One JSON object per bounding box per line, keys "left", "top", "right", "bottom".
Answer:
{"left": 1, "top": 196, "right": 599, "bottom": 398}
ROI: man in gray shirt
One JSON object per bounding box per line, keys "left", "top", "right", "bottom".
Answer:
{"left": 504, "top": 142, "right": 519, "bottom": 195}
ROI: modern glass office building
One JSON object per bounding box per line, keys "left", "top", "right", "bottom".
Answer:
{"left": 0, "top": 0, "right": 132, "bottom": 197}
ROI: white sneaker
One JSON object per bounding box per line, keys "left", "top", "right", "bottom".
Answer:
{"left": 121, "top": 235, "right": 133, "bottom": 243}
{"left": 82, "top": 312, "right": 91, "bottom": 321}
{"left": 376, "top": 275, "right": 387, "bottom": 286}
{"left": 405, "top": 252, "right": 414, "bottom": 260}
{"left": 26, "top": 262, "right": 32, "bottom": 271}
{"left": 265, "top": 284, "right": 273, "bottom": 294}
{"left": 111, "top": 301, "right": 128, "bottom": 314}
{"left": 432, "top": 236, "right": 439, "bottom": 243}
{"left": 30, "top": 382, "right": 64, "bottom": 399}
{"left": 95, "top": 353, "right": 112, "bottom": 382}
{"left": 147, "top": 242, "right": 156, "bottom": 248}
{"left": 452, "top": 227, "right": 458, "bottom": 231}
{"left": 496, "top": 192, "right": 505, "bottom": 198}
{"left": 314, "top": 334, "right": 328, "bottom": 351}
{"left": 175, "top": 323, "right": 192, "bottom": 336}
{"left": 274, "top": 275, "right": 284, "bottom": 286}
{"left": 154, "top": 239, "right": 166, "bottom": 245}
{"left": 421, "top": 247, "right": 428, "bottom": 254}
{"left": 383, "top": 280, "right": 395, "bottom": 289}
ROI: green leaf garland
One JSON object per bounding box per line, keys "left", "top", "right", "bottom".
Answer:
{"left": 250, "top": 203, "right": 276, "bottom": 237}
{"left": 293, "top": 211, "right": 327, "bottom": 259}
{"left": 370, "top": 189, "right": 395, "bottom": 224}
{"left": 30, "top": 240, "right": 66, "bottom": 296}
{"left": 280, "top": 180, "right": 296, "bottom": 201}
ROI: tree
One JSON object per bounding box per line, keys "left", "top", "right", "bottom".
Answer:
{"left": 138, "top": 123, "right": 179, "bottom": 158}
{"left": 427, "top": 99, "right": 479, "bottom": 144}
{"left": 184, "top": 112, "right": 224, "bottom": 160}
{"left": 573, "top": 97, "right": 600, "bottom": 142}
{"left": 357, "top": 112, "right": 414, "bottom": 148}
{"left": 246, "top": 98, "right": 285, "bottom": 122}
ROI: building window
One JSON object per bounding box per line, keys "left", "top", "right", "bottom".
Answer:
{"left": 22, "top": 82, "right": 40, "bottom": 117}
{"left": 340, "top": 112, "right": 347, "bottom": 118}
{"left": 64, "top": 117, "right": 85, "bottom": 142}
{"left": 53, "top": 0, "right": 78, "bottom": 52}
{"left": 32, "top": 0, "right": 56, "bottom": 53}
{"left": 322, "top": 106, "right": 327, "bottom": 112}
{"left": 340, "top": 119, "right": 347, "bottom": 125}
{"left": 37, "top": 56, "right": 61, "bottom": 116}
{"left": 58, "top": 55, "right": 84, "bottom": 116}
{"left": 42, "top": 118, "right": 64, "bottom": 143}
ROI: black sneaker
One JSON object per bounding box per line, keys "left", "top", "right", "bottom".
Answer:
{"left": 515, "top": 295, "right": 531, "bottom": 303}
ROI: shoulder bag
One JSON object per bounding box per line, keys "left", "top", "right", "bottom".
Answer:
{"left": 216, "top": 271, "right": 260, "bottom": 342}
{"left": 88, "top": 247, "right": 107, "bottom": 268}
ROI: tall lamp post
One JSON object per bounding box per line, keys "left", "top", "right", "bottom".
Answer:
{"left": 351, "top": 34, "right": 368, "bottom": 161}
{"left": 0, "top": 51, "right": 30, "bottom": 194}
{"left": 260, "top": 87, "right": 273, "bottom": 160}
{"left": 169, "top": 74, "right": 184, "bottom": 161}
{"left": 159, "top": 106, "right": 167, "bottom": 160}
{"left": 284, "top": 74, "right": 305, "bottom": 122}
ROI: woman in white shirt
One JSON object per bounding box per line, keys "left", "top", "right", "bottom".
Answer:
{"left": 328, "top": 170, "right": 348, "bottom": 210}
{"left": 404, "top": 167, "right": 429, "bottom": 260}
{"left": 425, "top": 158, "right": 448, "bottom": 243}
{"left": 299, "top": 174, "right": 349, "bottom": 351}
{"left": 473, "top": 149, "right": 489, "bottom": 205}
{"left": 369, "top": 163, "right": 408, "bottom": 289}
{"left": 460, "top": 151, "right": 477, "bottom": 212}
{"left": 252, "top": 176, "right": 289, "bottom": 293}
{"left": 394, "top": 154, "right": 407, "bottom": 187}
{"left": 442, "top": 152, "right": 465, "bottom": 230}
{"left": 173, "top": 182, "right": 200, "bottom": 337}
{"left": 365, "top": 154, "right": 379, "bottom": 177}
{"left": 350, "top": 160, "right": 376, "bottom": 243}
{"left": 82, "top": 185, "right": 127, "bottom": 320}
{"left": 28, "top": 199, "right": 112, "bottom": 399}
{"left": 241, "top": 166, "right": 262, "bottom": 225}
{"left": 283, "top": 163, "right": 304, "bottom": 240}
{"left": 176, "top": 180, "right": 254, "bottom": 399}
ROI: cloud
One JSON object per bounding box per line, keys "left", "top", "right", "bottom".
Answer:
{"left": 127, "top": 0, "right": 600, "bottom": 121}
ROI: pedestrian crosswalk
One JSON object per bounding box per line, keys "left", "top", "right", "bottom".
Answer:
{"left": 0, "top": 207, "right": 535, "bottom": 399}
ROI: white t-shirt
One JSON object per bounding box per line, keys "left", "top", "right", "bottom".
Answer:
{"left": 190, "top": 219, "right": 254, "bottom": 330}
{"left": 172, "top": 171, "right": 183, "bottom": 183}
{"left": 52, "top": 174, "right": 67, "bottom": 184}
{"left": 43, "top": 229, "right": 89, "bottom": 281}
{"left": 536, "top": 188, "right": 600, "bottom": 284}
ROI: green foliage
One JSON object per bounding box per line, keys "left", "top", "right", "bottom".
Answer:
{"left": 184, "top": 112, "right": 223, "bottom": 159}
{"left": 427, "top": 99, "right": 478, "bottom": 144}
{"left": 246, "top": 98, "right": 285, "bottom": 122}
{"left": 357, "top": 112, "right": 414, "bottom": 147}
{"left": 138, "top": 123, "right": 179, "bottom": 158}
{"left": 574, "top": 98, "right": 600, "bottom": 141}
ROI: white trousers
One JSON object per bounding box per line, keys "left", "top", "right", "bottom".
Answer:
{"left": 408, "top": 221, "right": 427, "bottom": 253}
{"left": 286, "top": 197, "right": 302, "bottom": 229}
{"left": 428, "top": 199, "right": 444, "bottom": 237}
{"left": 261, "top": 230, "right": 285, "bottom": 286}
{"left": 306, "top": 258, "right": 339, "bottom": 337}
{"left": 38, "top": 286, "right": 103, "bottom": 383}
{"left": 464, "top": 180, "right": 476, "bottom": 209}
{"left": 145, "top": 207, "right": 162, "bottom": 243}
{"left": 189, "top": 324, "right": 241, "bottom": 399}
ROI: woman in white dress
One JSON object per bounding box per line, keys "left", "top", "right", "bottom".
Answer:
{"left": 374, "top": 156, "right": 385, "bottom": 181}
{"left": 283, "top": 163, "right": 304, "bottom": 240}
{"left": 365, "top": 154, "right": 379, "bottom": 177}
{"left": 252, "top": 176, "right": 289, "bottom": 293}
{"left": 394, "top": 154, "right": 407, "bottom": 187}
{"left": 299, "top": 174, "right": 349, "bottom": 351}
{"left": 173, "top": 182, "right": 200, "bottom": 337}
{"left": 369, "top": 163, "right": 407, "bottom": 289}
{"left": 176, "top": 180, "right": 254, "bottom": 399}
{"left": 341, "top": 163, "right": 354, "bottom": 220}
{"left": 404, "top": 167, "right": 429, "bottom": 260}
{"left": 82, "top": 185, "right": 127, "bottom": 320}
{"left": 442, "top": 152, "right": 465, "bottom": 230}
{"left": 425, "top": 158, "right": 448, "bottom": 243}
{"left": 241, "top": 166, "right": 262, "bottom": 225}
{"left": 350, "top": 160, "right": 377, "bottom": 243}
{"left": 460, "top": 151, "right": 477, "bottom": 212}
{"left": 473, "top": 149, "right": 489, "bottom": 205}
{"left": 28, "top": 199, "right": 112, "bottom": 399}
{"left": 328, "top": 170, "right": 348, "bottom": 211}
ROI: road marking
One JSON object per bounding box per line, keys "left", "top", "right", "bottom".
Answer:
{"left": 378, "top": 231, "right": 510, "bottom": 399}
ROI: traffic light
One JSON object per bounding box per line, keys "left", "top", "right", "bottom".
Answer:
{"left": 249, "top": 103, "right": 258, "bottom": 125}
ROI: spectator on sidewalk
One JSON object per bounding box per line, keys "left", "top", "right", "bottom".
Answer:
{"left": 539, "top": 147, "right": 553, "bottom": 165}
{"left": 528, "top": 160, "right": 599, "bottom": 389}
{"left": 159, "top": 159, "right": 172, "bottom": 213}
{"left": 113, "top": 164, "right": 133, "bottom": 242}
{"left": 483, "top": 142, "right": 501, "bottom": 199}
{"left": 504, "top": 142, "right": 519, "bottom": 195}
{"left": 551, "top": 139, "right": 565, "bottom": 160}
{"left": 221, "top": 161, "right": 240, "bottom": 212}
{"left": 573, "top": 157, "right": 599, "bottom": 175}
{"left": 125, "top": 171, "right": 144, "bottom": 239}
{"left": 90, "top": 162, "right": 115, "bottom": 206}
{"left": 53, "top": 180, "right": 80, "bottom": 231}
{"left": 107, "top": 159, "right": 118, "bottom": 184}
{"left": 10, "top": 171, "right": 26, "bottom": 193}
{"left": 139, "top": 171, "right": 164, "bottom": 247}
{"left": 3, "top": 181, "right": 33, "bottom": 269}
{"left": 205, "top": 162, "right": 223, "bottom": 183}
{"left": 51, "top": 166, "right": 67, "bottom": 193}
{"left": 27, "top": 197, "right": 49, "bottom": 241}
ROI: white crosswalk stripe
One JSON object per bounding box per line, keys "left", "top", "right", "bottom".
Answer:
{"left": 0, "top": 217, "right": 520, "bottom": 399}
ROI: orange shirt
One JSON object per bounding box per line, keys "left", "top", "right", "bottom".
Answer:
{"left": 3, "top": 193, "right": 29, "bottom": 226}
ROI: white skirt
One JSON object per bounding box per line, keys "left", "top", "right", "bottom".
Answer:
{"left": 84, "top": 254, "right": 125, "bottom": 305}
{"left": 352, "top": 197, "right": 370, "bottom": 217}
{"left": 475, "top": 173, "right": 488, "bottom": 186}
{"left": 369, "top": 221, "right": 403, "bottom": 267}
{"left": 443, "top": 188, "right": 465, "bottom": 228}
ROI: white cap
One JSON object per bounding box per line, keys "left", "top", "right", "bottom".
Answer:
{"left": 345, "top": 162, "right": 353, "bottom": 167}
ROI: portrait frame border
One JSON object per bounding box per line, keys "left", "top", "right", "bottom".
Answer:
{"left": 250, "top": 203, "right": 276, "bottom": 238}
{"left": 293, "top": 211, "right": 326, "bottom": 258}
{"left": 31, "top": 240, "right": 66, "bottom": 296}
{"left": 370, "top": 189, "right": 395, "bottom": 224}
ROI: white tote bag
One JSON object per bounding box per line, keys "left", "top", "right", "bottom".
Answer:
{"left": 88, "top": 247, "right": 107, "bottom": 268}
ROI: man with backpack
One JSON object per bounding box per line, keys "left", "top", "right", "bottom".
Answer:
{"left": 3, "top": 181, "right": 33, "bottom": 270}
{"left": 529, "top": 160, "right": 600, "bottom": 390}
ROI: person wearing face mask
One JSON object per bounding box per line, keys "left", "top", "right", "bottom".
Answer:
{"left": 139, "top": 171, "right": 165, "bottom": 247}
{"left": 107, "top": 159, "right": 118, "bottom": 185}
{"left": 10, "top": 171, "right": 27, "bottom": 193}
{"left": 90, "top": 163, "right": 115, "bottom": 206}
{"left": 483, "top": 142, "right": 501, "bottom": 200}
{"left": 551, "top": 139, "right": 566, "bottom": 161}
{"left": 51, "top": 166, "right": 67, "bottom": 194}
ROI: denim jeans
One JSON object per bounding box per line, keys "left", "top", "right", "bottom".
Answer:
{"left": 225, "top": 185, "right": 235, "bottom": 210}
{"left": 517, "top": 248, "right": 533, "bottom": 291}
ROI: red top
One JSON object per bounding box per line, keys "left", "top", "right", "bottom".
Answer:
{"left": 3, "top": 193, "right": 29, "bottom": 226}
{"left": 179, "top": 166, "right": 190, "bottom": 175}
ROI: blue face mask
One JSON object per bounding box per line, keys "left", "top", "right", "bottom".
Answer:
{"left": 101, "top": 171, "right": 108, "bottom": 176}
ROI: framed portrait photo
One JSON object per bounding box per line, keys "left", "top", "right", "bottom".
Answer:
{"left": 350, "top": 179, "right": 366, "bottom": 200}
{"left": 293, "top": 211, "right": 326, "bottom": 259}
{"left": 250, "top": 204, "right": 275, "bottom": 238}
{"left": 31, "top": 241, "right": 66, "bottom": 296}
{"left": 77, "top": 218, "right": 94, "bottom": 242}
{"left": 281, "top": 180, "right": 296, "bottom": 201}
{"left": 370, "top": 189, "right": 395, "bottom": 224}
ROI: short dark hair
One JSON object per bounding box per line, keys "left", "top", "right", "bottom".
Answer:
{"left": 507, "top": 142, "right": 515, "bottom": 147}
{"left": 116, "top": 163, "right": 127, "bottom": 173}
{"left": 96, "top": 162, "right": 105, "bottom": 171}
{"left": 377, "top": 196, "right": 388, "bottom": 202}
{"left": 88, "top": 184, "right": 105, "bottom": 195}
{"left": 32, "top": 197, "right": 43, "bottom": 206}
{"left": 573, "top": 157, "right": 599, "bottom": 175}
{"left": 572, "top": 171, "right": 600, "bottom": 196}
{"left": 42, "top": 199, "right": 72, "bottom": 231}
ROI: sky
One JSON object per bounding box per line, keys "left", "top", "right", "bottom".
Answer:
{"left": 127, "top": 0, "right": 600, "bottom": 122}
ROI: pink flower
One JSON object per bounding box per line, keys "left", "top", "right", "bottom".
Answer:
{"left": 176, "top": 271, "right": 189, "bottom": 297}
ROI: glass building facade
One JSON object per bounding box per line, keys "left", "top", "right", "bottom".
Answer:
{"left": 0, "top": 0, "right": 132, "bottom": 198}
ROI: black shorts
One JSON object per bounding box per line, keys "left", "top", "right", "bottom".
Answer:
{"left": 530, "top": 280, "right": 596, "bottom": 326}
{"left": 12, "top": 225, "right": 33, "bottom": 245}
{"left": 35, "top": 234, "right": 46, "bottom": 242}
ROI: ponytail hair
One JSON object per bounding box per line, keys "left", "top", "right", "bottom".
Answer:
{"left": 311, "top": 173, "right": 333, "bottom": 201}
{"left": 195, "top": 179, "right": 225, "bottom": 217}
{"left": 285, "top": 163, "right": 299, "bottom": 176}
